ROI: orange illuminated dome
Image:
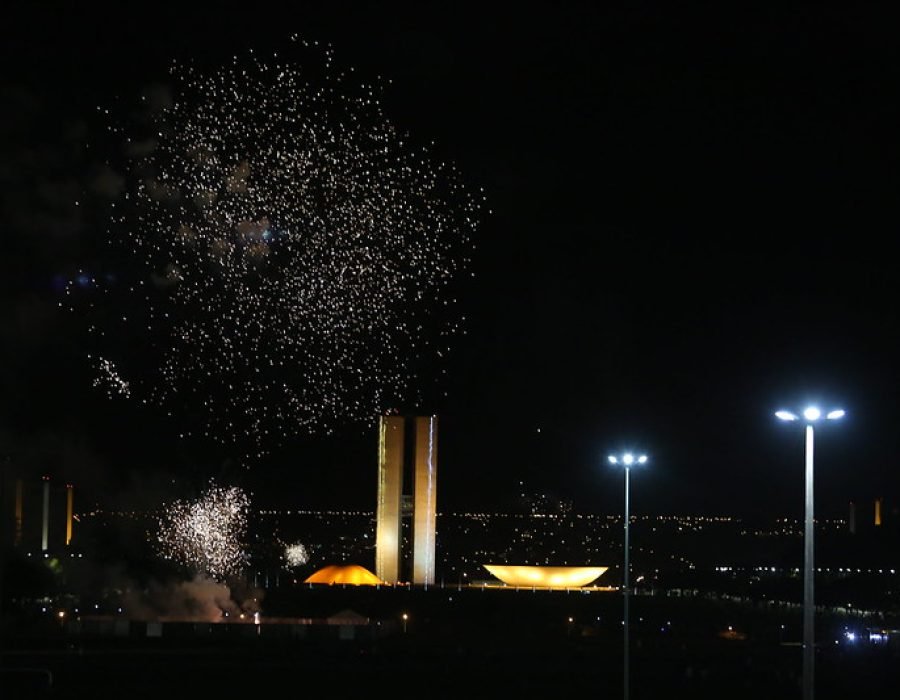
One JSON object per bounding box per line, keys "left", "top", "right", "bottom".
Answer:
{"left": 304, "top": 564, "right": 383, "bottom": 586}
{"left": 483, "top": 565, "right": 608, "bottom": 588}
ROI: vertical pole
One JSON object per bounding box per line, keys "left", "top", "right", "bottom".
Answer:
{"left": 803, "top": 424, "right": 815, "bottom": 700}
{"left": 624, "top": 465, "right": 630, "bottom": 700}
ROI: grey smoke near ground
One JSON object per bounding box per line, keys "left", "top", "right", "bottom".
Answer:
{"left": 120, "top": 573, "right": 264, "bottom": 622}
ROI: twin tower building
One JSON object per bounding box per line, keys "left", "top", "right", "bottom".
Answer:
{"left": 375, "top": 415, "right": 438, "bottom": 586}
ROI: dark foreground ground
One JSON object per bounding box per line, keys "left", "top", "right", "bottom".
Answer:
{"left": 3, "top": 586, "right": 899, "bottom": 699}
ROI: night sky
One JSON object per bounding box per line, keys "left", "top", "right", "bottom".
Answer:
{"left": 2, "top": 3, "right": 899, "bottom": 521}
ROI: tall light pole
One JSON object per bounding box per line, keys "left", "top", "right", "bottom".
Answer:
{"left": 775, "top": 406, "right": 844, "bottom": 700}
{"left": 608, "top": 451, "right": 648, "bottom": 700}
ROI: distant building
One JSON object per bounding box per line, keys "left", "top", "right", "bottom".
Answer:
{"left": 0, "top": 473, "right": 74, "bottom": 551}
{"left": 375, "top": 415, "right": 438, "bottom": 586}
{"left": 304, "top": 564, "right": 383, "bottom": 586}
{"left": 483, "top": 564, "right": 609, "bottom": 588}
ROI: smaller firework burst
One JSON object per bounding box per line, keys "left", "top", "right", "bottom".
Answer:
{"left": 156, "top": 480, "right": 250, "bottom": 581}
{"left": 284, "top": 541, "right": 310, "bottom": 568}
{"left": 92, "top": 356, "right": 131, "bottom": 398}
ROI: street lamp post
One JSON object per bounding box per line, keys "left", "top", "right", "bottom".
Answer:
{"left": 608, "top": 451, "right": 648, "bottom": 700}
{"left": 775, "top": 406, "right": 844, "bottom": 700}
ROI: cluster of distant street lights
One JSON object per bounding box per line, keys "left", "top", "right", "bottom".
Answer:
{"left": 610, "top": 405, "right": 844, "bottom": 700}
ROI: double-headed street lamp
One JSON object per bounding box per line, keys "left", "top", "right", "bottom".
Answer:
{"left": 608, "top": 451, "right": 648, "bottom": 700}
{"left": 775, "top": 406, "right": 844, "bottom": 700}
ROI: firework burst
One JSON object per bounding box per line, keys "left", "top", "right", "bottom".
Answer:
{"left": 70, "top": 37, "right": 484, "bottom": 462}
{"left": 284, "top": 541, "right": 310, "bottom": 568}
{"left": 156, "top": 480, "right": 250, "bottom": 580}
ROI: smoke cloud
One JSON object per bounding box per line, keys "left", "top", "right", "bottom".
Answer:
{"left": 120, "top": 574, "right": 264, "bottom": 622}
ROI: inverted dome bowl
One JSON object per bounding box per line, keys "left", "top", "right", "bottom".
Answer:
{"left": 483, "top": 565, "right": 608, "bottom": 588}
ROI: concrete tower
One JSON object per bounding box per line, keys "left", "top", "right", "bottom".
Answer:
{"left": 375, "top": 416, "right": 405, "bottom": 584}
{"left": 66, "top": 483, "right": 74, "bottom": 546}
{"left": 375, "top": 415, "right": 438, "bottom": 585}
{"left": 41, "top": 475, "right": 50, "bottom": 552}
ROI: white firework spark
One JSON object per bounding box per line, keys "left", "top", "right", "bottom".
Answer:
{"left": 73, "top": 37, "right": 484, "bottom": 462}
{"left": 92, "top": 355, "right": 131, "bottom": 398}
{"left": 284, "top": 542, "right": 309, "bottom": 567}
{"left": 156, "top": 481, "right": 250, "bottom": 581}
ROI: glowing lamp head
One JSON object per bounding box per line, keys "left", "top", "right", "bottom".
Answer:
{"left": 777, "top": 407, "right": 844, "bottom": 423}
{"left": 609, "top": 453, "right": 648, "bottom": 467}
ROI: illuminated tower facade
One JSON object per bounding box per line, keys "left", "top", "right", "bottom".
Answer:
{"left": 375, "top": 415, "right": 438, "bottom": 585}
{"left": 376, "top": 416, "right": 404, "bottom": 584}
{"left": 66, "top": 483, "right": 74, "bottom": 546}
{"left": 2, "top": 474, "right": 72, "bottom": 550}
{"left": 41, "top": 475, "right": 50, "bottom": 552}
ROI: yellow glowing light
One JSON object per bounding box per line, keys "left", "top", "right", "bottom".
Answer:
{"left": 483, "top": 565, "right": 609, "bottom": 588}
